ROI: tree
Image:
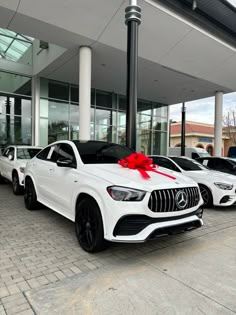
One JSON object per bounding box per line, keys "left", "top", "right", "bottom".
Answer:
{"left": 223, "top": 109, "right": 236, "bottom": 145}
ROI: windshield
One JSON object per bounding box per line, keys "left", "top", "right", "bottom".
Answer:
{"left": 73, "top": 141, "right": 134, "bottom": 164}
{"left": 171, "top": 157, "right": 202, "bottom": 171}
{"left": 17, "top": 148, "right": 42, "bottom": 159}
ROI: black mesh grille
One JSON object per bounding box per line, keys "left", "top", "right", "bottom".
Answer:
{"left": 148, "top": 187, "right": 200, "bottom": 212}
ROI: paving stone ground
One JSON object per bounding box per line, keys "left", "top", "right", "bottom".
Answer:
{"left": 0, "top": 183, "right": 236, "bottom": 314}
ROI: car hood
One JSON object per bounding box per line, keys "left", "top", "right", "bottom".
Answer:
{"left": 82, "top": 164, "right": 198, "bottom": 192}
{"left": 186, "top": 169, "right": 236, "bottom": 184}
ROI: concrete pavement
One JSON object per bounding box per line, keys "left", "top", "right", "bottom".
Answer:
{"left": 0, "top": 184, "right": 236, "bottom": 314}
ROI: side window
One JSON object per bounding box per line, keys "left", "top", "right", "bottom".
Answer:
{"left": 37, "top": 147, "right": 51, "bottom": 160}
{"left": 47, "top": 145, "right": 59, "bottom": 163}
{"left": 57, "top": 144, "right": 77, "bottom": 166}
{"left": 191, "top": 152, "right": 199, "bottom": 159}
{"left": 3, "top": 148, "right": 10, "bottom": 157}
{"left": 6, "top": 147, "right": 15, "bottom": 160}
{"left": 36, "top": 145, "right": 59, "bottom": 162}
{"left": 153, "top": 157, "right": 180, "bottom": 172}
{"left": 206, "top": 159, "right": 215, "bottom": 169}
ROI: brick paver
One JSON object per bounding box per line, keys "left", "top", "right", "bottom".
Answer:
{"left": 1, "top": 184, "right": 236, "bottom": 314}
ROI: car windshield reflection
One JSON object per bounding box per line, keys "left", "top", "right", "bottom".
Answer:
{"left": 73, "top": 141, "right": 134, "bottom": 164}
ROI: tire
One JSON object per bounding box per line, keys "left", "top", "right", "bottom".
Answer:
{"left": 24, "top": 177, "right": 39, "bottom": 210}
{"left": 75, "top": 197, "right": 108, "bottom": 253}
{"left": 199, "top": 184, "right": 213, "bottom": 208}
{"left": 12, "top": 172, "right": 23, "bottom": 195}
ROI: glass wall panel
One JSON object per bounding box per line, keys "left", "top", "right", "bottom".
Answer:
{"left": 0, "top": 71, "right": 31, "bottom": 95}
{"left": 153, "top": 103, "right": 168, "bottom": 117}
{"left": 0, "top": 94, "right": 32, "bottom": 147}
{"left": 39, "top": 79, "right": 168, "bottom": 155}
{"left": 48, "top": 81, "right": 69, "bottom": 101}
{"left": 137, "top": 129, "right": 152, "bottom": 155}
{"left": 137, "top": 100, "right": 152, "bottom": 115}
{"left": 153, "top": 132, "right": 167, "bottom": 155}
{"left": 153, "top": 116, "right": 168, "bottom": 132}
{"left": 71, "top": 85, "right": 79, "bottom": 103}
{"left": 96, "top": 90, "right": 113, "bottom": 109}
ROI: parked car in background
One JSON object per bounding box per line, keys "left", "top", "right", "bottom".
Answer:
{"left": 227, "top": 146, "right": 236, "bottom": 158}
{"left": 24, "top": 140, "right": 204, "bottom": 253}
{"left": 149, "top": 155, "right": 236, "bottom": 208}
{"left": 168, "top": 147, "right": 210, "bottom": 159}
{"left": 196, "top": 157, "right": 236, "bottom": 176}
{"left": 0, "top": 145, "right": 42, "bottom": 194}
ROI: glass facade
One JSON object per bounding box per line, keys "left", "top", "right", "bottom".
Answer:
{"left": 0, "top": 71, "right": 32, "bottom": 148}
{"left": 39, "top": 78, "right": 168, "bottom": 154}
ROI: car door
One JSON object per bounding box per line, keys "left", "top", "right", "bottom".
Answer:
{"left": 46, "top": 143, "right": 78, "bottom": 216}
{"left": 1, "top": 147, "right": 15, "bottom": 180}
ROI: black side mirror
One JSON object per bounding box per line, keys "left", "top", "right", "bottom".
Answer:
{"left": 56, "top": 158, "right": 75, "bottom": 168}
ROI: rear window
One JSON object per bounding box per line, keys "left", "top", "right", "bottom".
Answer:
{"left": 73, "top": 141, "right": 133, "bottom": 164}
{"left": 17, "top": 148, "right": 42, "bottom": 159}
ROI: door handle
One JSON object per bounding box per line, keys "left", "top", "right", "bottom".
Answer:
{"left": 49, "top": 168, "right": 55, "bottom": 172}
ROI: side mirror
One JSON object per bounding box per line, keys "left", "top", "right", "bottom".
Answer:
{"left": 56, "top": 158, "right": 74, "bottom": 168}
{"left": 8, "top": 154, "right": 14, "bottom": 161}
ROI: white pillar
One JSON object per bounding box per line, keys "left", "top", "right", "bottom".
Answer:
{"left": 79, "top": 46, "right": 92, "bottom": 140}
{"left": 31, "top": 76, "right": 40, "bottom": 146}
{"left": 214, "top": 91, "right": 223, "bottom": 157}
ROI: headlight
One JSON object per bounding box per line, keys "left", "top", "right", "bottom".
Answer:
{"left": 107, "top": 186, "right": 146, "bottom": 201}
{"left": 214, "top": 182, "right": 233, "bottom": 190}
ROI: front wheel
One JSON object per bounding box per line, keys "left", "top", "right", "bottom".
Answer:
{"left": 75, "top": 197, "right": 108, "bottom": 253}
{"left": 12, "top": 173, "right": 23, "bottom": 195}
{"left": 199, "top": 185, "right": 213, "bottom": 208}
{"left": 24, "top": 177, "right": 39, "bottom": 210}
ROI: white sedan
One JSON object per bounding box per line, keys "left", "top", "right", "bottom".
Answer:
{"left": 0, "top": 145, "right": 42, "bottom": 194}
{"left": 24, "top": 140, "right": 204, "bottom": 252}
{"left": 150, "top": 155, "right": 236, "bottom": 207}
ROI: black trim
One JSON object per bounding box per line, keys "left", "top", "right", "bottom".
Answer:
{"left": 147, "top": 220, "right": 202, "bottom": 240}
{"left": 113, "top": 208, "right": 203, "bottom": 236}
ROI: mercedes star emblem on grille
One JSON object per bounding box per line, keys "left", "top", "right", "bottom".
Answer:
{"left": 175, "top": 190, "right": 188, "bottom": 209}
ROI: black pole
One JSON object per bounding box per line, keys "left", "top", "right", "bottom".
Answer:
{"left": 181, "top": 103, "right": 186, "bottom": 156}
{"left": 125, "top": 1, "right": 141, "bottom": 150}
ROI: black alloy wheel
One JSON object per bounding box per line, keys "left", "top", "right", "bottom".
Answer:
{"left": 199, "top": 185, "right": 213, "bottom": 208}
{"left": 24, "top": 177, "right": 39, "bottom": 210}
{"left": 75, "top": 197, "right": 107, "bottom": 253}
{"left": 12, "top": 173, "right": 23, "bottom": 195}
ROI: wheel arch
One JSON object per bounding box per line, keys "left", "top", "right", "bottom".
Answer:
{"left": 198, "top": 183, "right": 214, "bottom": 204}
{"left": 75, "top": 193, "right": 107, "bottom": 235}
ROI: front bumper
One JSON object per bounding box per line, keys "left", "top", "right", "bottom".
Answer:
{"left": 107, "top": 209, "right": 203, "bottom": 242}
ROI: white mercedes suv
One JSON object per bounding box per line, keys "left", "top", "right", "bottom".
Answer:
{"left": 0, "top": 145, "right": 42, "bottom": 194}
{"left": 24, "top": 140, "right": 204, "bottom": 252}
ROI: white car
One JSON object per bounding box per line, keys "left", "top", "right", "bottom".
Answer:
{"left": 24, "top": 140, "right": 204, "bottom": 252}
{"left": 0, "top": 145, "right": 42, "bottom": 194}
{"left": 150, "top": 155, "right": 236, "bottom": 208}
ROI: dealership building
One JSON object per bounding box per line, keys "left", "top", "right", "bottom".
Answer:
{"left": 0, "top": 0, "right": 236, "bottom": 155}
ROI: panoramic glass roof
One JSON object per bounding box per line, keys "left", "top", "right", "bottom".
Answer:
{"left": 0, "top": 28, "right": 33, "bottom": 62}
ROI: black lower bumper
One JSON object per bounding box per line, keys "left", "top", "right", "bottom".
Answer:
{"left": 113, "top": 208, "right": 203, "bottom": 237}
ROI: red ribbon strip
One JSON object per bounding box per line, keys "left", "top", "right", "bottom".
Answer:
{"left": 119, "top": 152, "right": 176, "bottom": 180}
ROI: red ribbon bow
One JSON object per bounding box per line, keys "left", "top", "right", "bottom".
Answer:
{"left": 119, "top": 152, "right": 176, "bottom": 180}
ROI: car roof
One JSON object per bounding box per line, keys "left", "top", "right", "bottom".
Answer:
{"left": 5, "top": 145, "right": 42, "bottom": 149}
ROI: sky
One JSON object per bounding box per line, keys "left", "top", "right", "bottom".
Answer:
{"left": 169, "top": 92, "right": 236, "bottom": 125}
